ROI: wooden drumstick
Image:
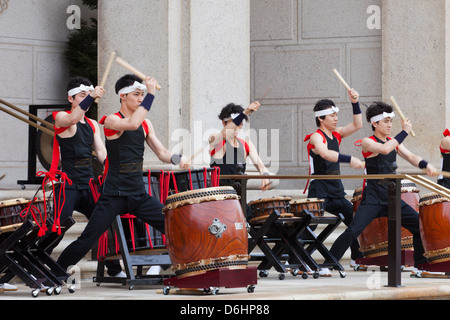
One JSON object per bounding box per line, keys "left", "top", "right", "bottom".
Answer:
{"left": 189, "top": 147, "right": 205, "bottom": 164}
{"left": 115, "top": 56, "right": 161, "bottom": 91}
{"left": 424, "top": 169, "right": 450, "bottom": 179}
{"left": 0, "top": 104, "right": 54, "bottom": 136}
{"left": 390, "top": 96, "right": 416, "bottom": 137}
{"left": 333, "top": 69, "right": 357, "bottom": 99}
{"left": 0, "top": 98, "right": 54, "bottom": 128}
{"left": 95, "top": 51, "right": 116, "bottom": 103}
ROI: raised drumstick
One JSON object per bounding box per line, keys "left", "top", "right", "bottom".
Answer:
{"left": 115, "top": 56, "right": 161, "bottom": 91}
{"left": 95, "top": 51, "right": 117, "bottom": 103}
{"left": 333, "top": 69, "right": 357, "bottom": 99}
{"left": 390, "top": 96, "right": 416, "bottom": 137}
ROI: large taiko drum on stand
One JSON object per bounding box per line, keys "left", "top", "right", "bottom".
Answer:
{"left": 419, "top": 193, "right": 450, "bottom": 264}
{"left": 163, "top": 187, "right": 249, "bottom": 278}
{"left": 248, "top": 197, "right": 293, "bottom": 225}
{"left": 351, "top": 180, "right": 419, "bottom": 258}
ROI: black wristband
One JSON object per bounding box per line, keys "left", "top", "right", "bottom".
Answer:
{"left": 171, "top": 154, "right": 182, "bottom": 165}
{"left": 352, "top": 102, "right": 361, "bottom": 115}
{"left": 232, "top": 112, "right": 246, "bottom": 126}
{"left": 419, "top": 160, "right": 428, "bottom": 169}
{"left": 338, "top": 153, "right": 352, "bottom": 163}
{"left": 79, "top": 95, "right": 95, "bottom": 111}
{"left": 394, "top": 130, "right": 408, "bottom": 145}
{"left": 140, "top": 94, "right": 155, "bottom": 111}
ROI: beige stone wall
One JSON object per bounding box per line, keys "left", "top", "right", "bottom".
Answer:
{"left": 0, "top": 0, "right": 94, "bottom": 188}
{"left": 250, "top": 0, "right": 383, "bottom": 192}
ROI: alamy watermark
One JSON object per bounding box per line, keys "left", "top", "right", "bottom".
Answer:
{"left": 367, "top": 5, "right": 381, "bottom": 30}
{"left": 66, "top": 5, "right": 81, "bottom": 30}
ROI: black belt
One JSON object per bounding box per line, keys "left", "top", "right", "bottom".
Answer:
{"left": 120, "top": 162, "right": 143, "bottom": 173}
{"left": 74, "top": 158, "right": 93, "bottom": 168}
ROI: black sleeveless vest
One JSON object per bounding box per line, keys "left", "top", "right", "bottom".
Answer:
{"left": 210, "top": 140, "right": 247, "bottom": 175}
{"left": 309, "top": 130, "right": 345, "bottom": 198}
{"left": 102, "top": 114, "right": 146, "bottom": 196}
{"left": 363, "top": 136, "right": 397, "bottom": 204}
{"left": 56, "top": 121, "right": 94, "bottom": 190}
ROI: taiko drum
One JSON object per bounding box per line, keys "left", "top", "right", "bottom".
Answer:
{"left": 419, "top": 193, "right": 450, "bottom": 264}
{"left": 289, "top": 198, "right": 325, "bottom": 218}
{"left": 163, "top": 187, "right": 249, "bottom": 278}
{"left": 248, "top": 196, "right": 293, "bottom": 224}
{"left": 351, "top": 180, "right": 419, "bottom": 258}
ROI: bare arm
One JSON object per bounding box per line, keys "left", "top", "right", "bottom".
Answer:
{"left": 90, "top": 120, "right": 106, "bottom": 164}
{"left": 56, "top": 87, "right": 105, "bottom": 128}
{"left": 336, "top": 89, "right": 363, "bottom": 138}
{"left": 145, "top": 119, "right": 189, "bottom": 169}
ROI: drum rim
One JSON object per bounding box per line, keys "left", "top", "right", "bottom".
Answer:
{"left": 290, "top": 198, "right": 324, "bottom": 204}
{"left": 248, "top": 196, "right": 292, "bottom": 205}
{"left": 162, "top": 187, "right": 239, "bottom": 213}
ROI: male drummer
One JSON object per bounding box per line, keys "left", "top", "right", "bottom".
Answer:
{"left": 304, "top": 89, "right": 365, "bottom": 275}
{"left": 326, "top": 102, "right": 437, "bottom": 273}
{"left": 57, "top": 74, "right": 189, "bottom": 276}
{"left": 209, "top": 102, "right": 271, "bottom": 192}
{"left": 49, "top": 77, "right": 124, "bottom": 277}
{"left": 438, "top": 129, "right": 450, "bottom": 188}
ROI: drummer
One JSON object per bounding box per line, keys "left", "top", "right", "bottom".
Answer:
{"left": 209, "top": 102, "right": 271, "bottom": 195}
{"left": 47, "top": 77, "right": 124, "bottom": 277}
{"left": 326, "top": 102, "right": 437, "bottom": 275}
{"left": 438, "top": 128, "right": 450, "bottom": 188}
{"left": 57, "top": 74, "right": 189, "bottom": 275}
{"left": 303, "top": 89, "right": 365, "bottom": 274}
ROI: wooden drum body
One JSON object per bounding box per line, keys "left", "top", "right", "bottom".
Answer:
{"left": 163, "top": 187, "right": 249, "bottom": 278}
{"left": 248, "top": 196, "right": 293, "bottom": 224}
{"left": 419, "top": 193, "right": 450, "bottom": 264}
{"left": 290, "top": 198, "right": 325, "bottom": 218}
{"left": 352, "top": 180, "right": 419, "bottom": 258}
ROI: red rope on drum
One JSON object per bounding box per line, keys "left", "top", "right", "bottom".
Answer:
{"left": 145, "top": 223, "right": 154, "bottom": 249}
{"left": 35, "top": 170, "right": 72, "bottom": 237}
{"left": 189, "top": 170, "right": 193, "bottom": 190}
{"left": 171, "top": 171, "right": 179, "bottom": 193}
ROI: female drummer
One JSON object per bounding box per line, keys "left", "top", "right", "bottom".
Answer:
{"left": 304, "top": 89, "right": 365, "bottom": 274}
{"left": 57, "top": 74, "right": 189, "bottom": 274}
{"left": 209, "top": 102, "right": 271, "bottom": 192}
{"left": 438, "top": 129, "right": 450, "bottom": 188}
{"left": 327, "top": 102, "right": 437, "bottom": 274}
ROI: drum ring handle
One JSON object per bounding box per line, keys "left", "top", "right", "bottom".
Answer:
{"left": 208, "top": 218, "right": 227, "bottom": 239}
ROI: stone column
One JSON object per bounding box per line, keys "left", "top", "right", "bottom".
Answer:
{"left": 382, "top": 0, "right": 450, "bottom": 170}
{"left": 97, "top": 0, "right": 250, "bottom": 169}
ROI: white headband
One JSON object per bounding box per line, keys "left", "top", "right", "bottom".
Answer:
{"left": 315, "top": 106, "right": 339, "bottom": 118}
{"left": 370, "top": 112, "right": 395, "bottom": 124}
{"left": 222, "top": 113, "right": 244, "bottom": 122}
{"left": 68, "top": 84, "right": 94, "bottom": 97}
{"left": 118, "top": 81, "right": 146, "bottom": 95}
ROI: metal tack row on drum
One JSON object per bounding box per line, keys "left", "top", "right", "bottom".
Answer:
{"left": 248, "top": 197, "right": 325, "bottom": 225}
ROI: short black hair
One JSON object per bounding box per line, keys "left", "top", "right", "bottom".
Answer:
{"left": 366, "top": 102, "right": 394, "bottom": 131}
{"left": 115, "top": 74, "right": 142, "bottom": 94}
{"left": 313, "top": 99, "right": 336, "bottom": 127}
{"left": 218, "top": 103, "right": 248, "bottom": 122}
{"left": 67, "top": 77, "right": 92, "bottom": 96}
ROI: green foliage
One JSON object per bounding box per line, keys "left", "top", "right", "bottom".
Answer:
{"left": 65, "top": 1, "right": 98, "bottom": 118}
{"left": 82, "top": 0, "right": 98, "bottom": 10}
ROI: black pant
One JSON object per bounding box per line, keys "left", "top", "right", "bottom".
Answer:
{"left": 321, "top": 197, "right": 363, "bottom": 261}
{"left": 51, "top": 187, "right": 122, "bottom": 276}
{"left": 57, "top": 193, "right": 165, "bottom": 271}
{"left": 329, "top": 200, "right": 427, "bottom": 267}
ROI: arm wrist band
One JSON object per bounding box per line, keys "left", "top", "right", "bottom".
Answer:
{"left": 419, "top": 160, "right": 428, "bottom": 169}
{"left": 338, "top": 153, "right": 352, "bottom": 163}
{"left": 232, "top": 112, "right": 246, "bottom": 126}
{"left": 394, "top": 130, "right": 408, "bottom": 144}
{"left": 140, "top": 94, "right": 155, "bottom": 111}
{"left": 171, "top": 154, "right": 182, "bottom": 165}
{"left": 352, "top": 102, "right": 361, "bottom": 115}
{"left": 79, "top": 95, "right": 95, "bottom": 111}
